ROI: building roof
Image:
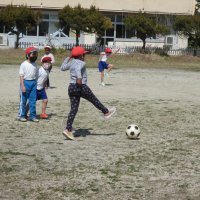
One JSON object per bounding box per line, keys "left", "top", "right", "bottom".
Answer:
{"left": 0, "top": 0, "right": 196, "bottom": 15}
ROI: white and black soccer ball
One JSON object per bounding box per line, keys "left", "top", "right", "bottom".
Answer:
{"left": 126, "top": 124, "right": 141, "bottom": 139}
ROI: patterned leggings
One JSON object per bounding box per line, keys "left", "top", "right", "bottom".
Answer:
{"left": 66, "top": 84, "right": 109, "bottom": 131}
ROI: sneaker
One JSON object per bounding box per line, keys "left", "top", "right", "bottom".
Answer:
{"left": 19, "top": 118, "right": 27, "bottom": 122}
{"left": 105, "top": 72, "right": 110, "bottom": 77}
{"left": 40, "top": 113, "right": 48, "bottom": 119}
{"left": 100, "top": 82, "right": 106, "bottom": 86}
{"left": 63, "top": 129, "right": 74, "bottom": 140}
{"left": 104, "top": 107, "right": 116, "bottom": 119}
{"left": 30, "top": 118, "right": 39, "bottom": 122}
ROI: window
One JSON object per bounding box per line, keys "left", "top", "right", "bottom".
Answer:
{"left": 126, "top": 28, "right": 135, "bottom": 39}
{"left": 105, "top": 14, "right": 115, "bottom": 22}
{"left": 39, "top": 21, "right": 49, "bottom": 36}
{"left": 27, "top": 25, "right": 37, "bottom": 36}
{"left": 106, "top": 27, "right": 114, "bottom": 37}
{"left": 42, "top": 14, "right": 49, "bottom": 20}
{"left": 49, "top": 21, "right": 57, "bottom": 34}
{"left": 116, "top": 15, "right": 124, "bottom": 23}
{"left": 116, "top": 24, "right": 125, "bottom": 38}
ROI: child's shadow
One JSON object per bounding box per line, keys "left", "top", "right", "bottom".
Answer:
{"left": 74, "top": 128, "right": 92, "bottom": 137}
{"left": 105, "top": 84, "right": 113, "bottom": 86}
{"left": 46, "top": 86, "right": 56, "bottom": 89}
{"left": 74, "top": 128, "right": 116, "bottom": 138}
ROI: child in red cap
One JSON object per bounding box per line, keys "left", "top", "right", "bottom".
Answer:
{"left": 61, "top": 46, "right": 116, "bottom": 140}
{"left": 18, "top": 47, "right": 39, "bottom": 122}
{"left": 26, "top": 56, "right": 52, "bottom": 119}
{"left": 41, "top": 45, "right": 55, "bottom": 88}
{"left": 98, "top": 47, "right": 119, "bottom": 86}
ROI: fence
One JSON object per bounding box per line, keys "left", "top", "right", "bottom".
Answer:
{"left": 18, "top": 42, "right": 200, "bottom": 56}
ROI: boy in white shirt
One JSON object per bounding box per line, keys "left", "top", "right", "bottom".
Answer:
{"left": 18, "top": 47, "right": 39, "bottom": 122}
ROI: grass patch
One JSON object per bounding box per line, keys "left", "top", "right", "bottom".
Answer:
{"left": 0, "top": 48, "right": 200, "bottom": 70}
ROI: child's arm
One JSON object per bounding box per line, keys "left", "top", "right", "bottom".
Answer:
{"left": 75, "top": 63, "right": 84, "bottom": 86}
{"left": 51, "top": 54, "right": 55, "bottom": 64}
{"left": 60, "top": 57, "right": 72, "bottom": 71}
{"left": 76, "top": 78, "right": 82, "bottom": 86}
{"left": 20, "top": 76, "right": 26, "bottom": 93}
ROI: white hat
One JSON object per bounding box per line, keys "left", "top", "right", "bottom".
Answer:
{"left": 44, "top": 45, "right": 52, "bottom": 50}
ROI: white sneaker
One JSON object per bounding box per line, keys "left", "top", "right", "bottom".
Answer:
{"left": 100, "top": 82, "right": 105, "bottom": 86}
{"left": 30, "top": 118, "right": 39, "bottom": 122}
{"left": 104, "top": 107, "right": 116, "bottom": 119}
{"left": 105, "top": 72, "right": 110, "bottom": 77}
{"left": 19, "top": 118, "right": 27, "bottom": 122}
{"left": 63, "top": 129, "right": 74, "bottom": 140}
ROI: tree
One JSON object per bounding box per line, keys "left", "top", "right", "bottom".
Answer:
{"left": 58, "top": 4, "right": 112, "bottom": 46}
{"left": 173, "top": 15, "right": 200, "bottom": 50}
{"left": 173, "top": 1, "right": 200, "bottom": 52}
{"left": 0, "top": 5, "right": 40, "bottom": 48}
{"left": 124, "top": 13, "right": 169, "bottom": 51}
{"left": 196, "top": 0, "right": 200, "bottom": 15}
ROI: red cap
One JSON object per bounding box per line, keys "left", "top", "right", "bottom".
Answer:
{"left": 42, "top": 56, "right": 52, "bottom": 62}
{"left": 71, "top": 46, "right": 88, "bottom": 57}
{"left": 105, "top": 47, "right": 112, "bottom": 53}
{"left": 25, "top": 47, "right": 38, "bottom": 55}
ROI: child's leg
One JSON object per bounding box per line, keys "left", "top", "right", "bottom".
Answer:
{"left": 81, "top": 85, "right": 109, "bottom": 114}
{"left": 107, "top": 64, "right": 113, "bottom": 73}
{"left": 20, "top": 91, "right": 28, "bottom": 119}
{"left": 42, "top": 99, "right": 48, "bottom": 114}
{"left": 100, "top": 71, "right": 105, "bottom": 83}
{"left": 66, "top": 95, "right": 80, "bottom": 131}
{"left": 28, "top": 81, "right": 37, "bottom": 120}
{"left": 26, "top": 102, "right": 29, "bottom": 118}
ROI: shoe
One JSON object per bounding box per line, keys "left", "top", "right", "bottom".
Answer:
{"left": 105, "top": 72, "right": 110, "bottom": 77}
{"left": 63, "top": 129, "right": 74, "bottom": 140}
{"left": 30, "top": 118, "right": 39, "bottom": 122}
{"left": 100, "top": 82, "right": 106, "bottom": 86}
{"left": 104, "top": 107, "right": 116, "bottom": 119}
{"left": 19, "top": 118, "right": 27, "bottom": 122}
{"left": 40, "top": 113, "right": 48, "bottom": 119}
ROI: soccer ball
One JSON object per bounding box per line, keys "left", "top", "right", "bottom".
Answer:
{"left": 126, "top": 124, "right": 141, "bottom": 139}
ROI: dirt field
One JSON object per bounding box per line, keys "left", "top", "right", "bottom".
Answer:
{"left": 0, "top": 64, "right": 200, "bottom": 200}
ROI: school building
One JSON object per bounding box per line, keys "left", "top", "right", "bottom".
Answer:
{"left": 0, "top": 0, "right": 196, "bottom": 49}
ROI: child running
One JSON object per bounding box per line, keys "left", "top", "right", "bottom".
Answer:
{"left": 18, "top": 47, "right": 39, "bottom": 122}
{"left": 41, "top": 45, "right": 55, "bottom": 88}
{"left": 98, "top": 47, "right": 119, "bottom": 86}
{"left": 61, "top": 46, "right": 116, "bottom": 140}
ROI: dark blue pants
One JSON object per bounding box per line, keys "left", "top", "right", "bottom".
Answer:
{"left": 66, "top": 84, "right": 109, "bottom": 131}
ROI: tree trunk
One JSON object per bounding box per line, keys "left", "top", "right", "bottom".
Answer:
{"left": 15, "top": 33, "right": 20, "bottom": 49}
{"left": 75, "top": 30, "right": 80, "bottom": 46}
{"left": 142, "top": 38, "right": 146, "bottom": 52}
{"left": 193, "top": 49, "right": 197, "bottom": 56}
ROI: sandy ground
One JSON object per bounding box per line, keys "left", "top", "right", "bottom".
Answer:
{"left": 0, "top": 64, "right": 200, "bottom": 200}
